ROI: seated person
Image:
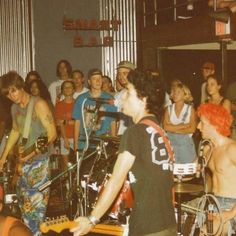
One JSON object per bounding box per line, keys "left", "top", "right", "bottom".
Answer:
{"left": 0, "top": 186, "right": 32, "bottom": 236}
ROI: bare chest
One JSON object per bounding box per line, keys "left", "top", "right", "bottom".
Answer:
{"left": 208, "top": 148, "right": 233, "bottom": 174}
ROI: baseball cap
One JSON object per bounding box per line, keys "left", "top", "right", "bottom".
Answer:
{"left": 117, "top": 61, "right": 135, "bottom": 71}
{"left": 87, "top": 68, "right": 103, "bottom": 79}
{"left": 202, "top": 62, "right": 215, "bottom": 70}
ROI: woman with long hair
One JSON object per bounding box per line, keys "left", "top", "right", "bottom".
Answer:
{"left": 163, "top": 82, "right": 197, "bottom": 163}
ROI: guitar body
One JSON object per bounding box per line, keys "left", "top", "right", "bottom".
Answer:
{"left": 11, "top": 136, "right": 48, "bottom": 187}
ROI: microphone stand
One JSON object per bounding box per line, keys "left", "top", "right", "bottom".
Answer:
{"left": 73, "top": 99, "right": 103, "bottom": 218}
{"left": 38, "top": 150, "right": 98, "bottom": 193}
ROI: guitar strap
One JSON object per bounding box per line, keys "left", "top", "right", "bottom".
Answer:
{"left": 21, "top": 96, "right": 36, "bottom": 146}
{"left": 140, "top": 119, "right": 174, "bottom": 162}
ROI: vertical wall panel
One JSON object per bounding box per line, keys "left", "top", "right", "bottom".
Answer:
{"left": 100, "top": 0, "right": 137, "bottom": 85}
{"left": 0, "top": 0, "right": 33, "bottom": 78}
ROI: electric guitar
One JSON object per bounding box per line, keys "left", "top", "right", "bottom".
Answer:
{"left": 40, "top": 215, "right": 124, "bottom": 236}
{"left": 11, "top": 136, "right": 48, "bottom": 186}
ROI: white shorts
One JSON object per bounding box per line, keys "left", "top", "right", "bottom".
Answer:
{"left": 60, "top": 138, "right": 74, "bottom": 155}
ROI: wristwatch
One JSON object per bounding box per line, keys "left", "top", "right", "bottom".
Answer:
{"left": 87, "top": 215, "right": 100, "bottom": 226}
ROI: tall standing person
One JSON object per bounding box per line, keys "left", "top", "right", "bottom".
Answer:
{"left": 48, "top": 59, "right": 72, "bottom": 105}
{"left": 114, "top": 61, "right": 135, "bottom": 135}
{"left": 0, "top": 71, "right": 57, "bottom": 236}
{"left": 71, "top": 70, "right": 176, "bottom": 236}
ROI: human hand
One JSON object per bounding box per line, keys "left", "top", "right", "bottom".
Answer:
{"left": 70, "top": 217, "right": 93, "bottom": 236}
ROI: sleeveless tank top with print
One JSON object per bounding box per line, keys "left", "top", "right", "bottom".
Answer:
{"left": 11, "top": 96, "right": 47, "bottom": 149}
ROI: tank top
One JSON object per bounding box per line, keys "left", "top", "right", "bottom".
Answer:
{"left": 168, "top": 103, "right": 191, "bottom": 125}
{"left": 11, "top": 96, "right": 47, "bottom": 149}
{"left": 168, "top": 103, "right": 193, "bottom": 137}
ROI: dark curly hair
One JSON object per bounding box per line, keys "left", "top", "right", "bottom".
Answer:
{"left": 25, "top": 70, "right": 42, "bottom": 85}
{"left": 127, "top": 69, "right": 166, "bottom": 121}
{"left": 28, "top": 79, "right": 52, "bottom": 102}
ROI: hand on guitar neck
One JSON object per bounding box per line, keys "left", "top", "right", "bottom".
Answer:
{"left": 40, "top": 215, "right": 124, "bottom": 236}
{"left": 13, "top": 136, "right": 48, "bottom": 178}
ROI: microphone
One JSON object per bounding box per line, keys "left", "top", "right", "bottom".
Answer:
{"left": 196, "top": 140, "right": 205, "bottom": 178}
{"left": 88, "top": 97, "right": 115, "bottom": 105}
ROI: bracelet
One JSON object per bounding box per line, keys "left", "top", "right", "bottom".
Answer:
{"left": 87, "top": 215, "right": 100, "bottom": 226}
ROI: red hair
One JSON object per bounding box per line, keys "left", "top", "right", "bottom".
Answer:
{"left": 197, "top": 103, "right": 232, "bottom": 137}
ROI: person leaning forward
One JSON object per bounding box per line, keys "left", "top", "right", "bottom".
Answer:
{"left": 0, "top": 71, "right": 57, "bottom": 236}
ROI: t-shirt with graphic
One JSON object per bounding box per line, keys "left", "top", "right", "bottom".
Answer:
{"left": 118, "top": 116, "right": 176, "bottom": 235}
{"left": 72, "top": 91, "right": 117, "bottom": 150}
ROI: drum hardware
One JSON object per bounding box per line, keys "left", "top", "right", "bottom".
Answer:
{"left": 174, "top": 183, "right": 204, "bottom": 194}
{"left": 173, "top": 163, "right": 203, "bottom": 236}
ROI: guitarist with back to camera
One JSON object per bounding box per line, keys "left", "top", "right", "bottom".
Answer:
{"left": 0, "top": 71, "right": 57, "bottom": 236}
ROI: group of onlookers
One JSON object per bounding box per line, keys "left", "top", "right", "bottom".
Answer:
{"left": 21, "top": 60, "right": 135, "bottom": 171}
{"left": 163, "top": 61, "right": 235, "bottom": 164}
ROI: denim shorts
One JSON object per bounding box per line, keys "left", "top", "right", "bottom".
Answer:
{"left": 60, "top": 137, "right": 74, "bottom": 155}
{"left": 215, "top": 196, "right": 236, "bottom": 235}
{"left": 167, "top": 132, "right": 196, "bottom": 164}
{"left": 184, "top": 195, "right": 236, "bottom": 235}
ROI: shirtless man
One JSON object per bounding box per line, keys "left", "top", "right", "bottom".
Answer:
{"left": 197, "top": 103, "right": 236, "bottom": 235}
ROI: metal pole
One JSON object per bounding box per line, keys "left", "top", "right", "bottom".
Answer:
{"left": 220, "top": 41, "right": 228, "bottom": 87}
{"left": 173, "top": 0, "right": 177, "bottom": 21}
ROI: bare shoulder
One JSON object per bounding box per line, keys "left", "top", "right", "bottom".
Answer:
{"left": 9, "top": 221, "right": 33, "bottom": 236}
{"left": 222, "top": 98, "right": 231, "bottom": 112}
{"left": 34, "top": 97, "right": 49, "bottom": 109}
{"left": 227, "top": 140, "right": 236, "bottom": 163}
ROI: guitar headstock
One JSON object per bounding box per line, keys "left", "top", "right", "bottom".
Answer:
{"left": 40, "top": 215, "right": 77, "bottom": 233}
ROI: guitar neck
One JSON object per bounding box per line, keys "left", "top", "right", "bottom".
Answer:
{"left": 41, "top": 220, "right": 124, "bottom": 236}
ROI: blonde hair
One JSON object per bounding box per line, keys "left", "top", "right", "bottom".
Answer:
{"left": 170, "top": 82, "right": 193, "bottom": 103}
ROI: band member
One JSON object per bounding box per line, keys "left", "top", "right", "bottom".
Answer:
{"left": 0, "top": 185, "right": 33, "bottom": 236}
{"left": 197, "top": 103, "right": 236, "bottom": 235}
{"left": 0, "top": 71, "right": 57, "bottom": 236}
{"left": 71, "top": 70, "right": 176, "bottom": 236}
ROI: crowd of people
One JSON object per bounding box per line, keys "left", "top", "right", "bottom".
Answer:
{"left": 0, "top": 59, "right": 235, "bottom": 235}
